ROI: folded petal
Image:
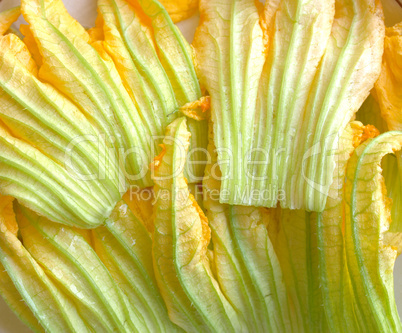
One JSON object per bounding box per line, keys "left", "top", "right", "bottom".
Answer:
{"left": 0, "top": 197, "right": 90, "bottom": 332}
{"left": 0, "top": 34, "right": 123, "bottom": 227}
{"left": 292, "top": 0, "right": 384, "bottom": 211}
{"left": 375, "top": 23, "right": 402, "bottom": 132}
{"left": 203, "top": 121, "right": 293, "bottom": 332}
{"left": 194, "top": 0, "right": 385, "bottom": 211}
{"left": 193, "top": 0, "right": 266, "bottom": 205}
{"left": 0, "top": 122, "right": 117, "bottom": 228}
{"left": 315, "top": 122, "right": 367, "bottom": 332}
{"left": 254, "top": 0, "right": 335, "bottom": 210}
{"left": 0, "top": 262, "right": 44, "bottom": 333}
{"left": 0, "top": 196, "right": 44, "bottom": 333}
{"left": 345, "top": 131, "right": 402, "bottom": 332}
{"left": 123, "top": 188, "right": 155, "bottom": 233}
{"left": 152, "top": 117, "right": 242, "bottom": 332}
{"left": 97, "top": 0, "right": 208, "bottom": 183}
{"left": 158, "top": 0, "right": 198, "bottom": 23}
{"left": 0, "top": 7, "right": 20, "bottom": 36}
{"left": 93, "top": 200, "right": 180, "bottom": 332}
{"left": 15, "top": 204, "right": 141, "bottom": 333}
{"left": 21, "top": 0, "right": 153, "bottom": 187}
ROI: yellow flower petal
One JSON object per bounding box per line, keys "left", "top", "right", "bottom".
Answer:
{"left": 345, "top": 131, "right": 402, "bottom": 332}
{"left": 193, "top": 0, "right": 385, "bottom": 211}
{"left": 0, "top": 197, "right": 90, "bottom": 332}
{"left": 97, "top": 0, "right": 208, "bottom": 183}
{"left": 0, "top": 262, "right": 44, "bottom": 333}
{"left": 152, "top": 117, "right": 242, "bottom": 332}
{"left": 375, "top": 23, "right": 402, "bottom": 131}
{"left": 202, "top": 121, "right": 293, "bottom": 332}
{"left": 16, "top": 205, "right": 140, "bottom": 332}
{"left": 158, "top": 0, "right": 198, "bottom": 23}
{"left": 122, "top": 188, "right": 154, "bottom": 233}
{"left": 0, "top": 33, "right": 122, "bottom": 228}
{"left": 0, "top": 7, "right": 20, "bottom": 36}
{"left": 92, "top": 200, "right": 178, "bottom": 331}
{"left": 21, "top": 0, "right": 152, "bottom": 187}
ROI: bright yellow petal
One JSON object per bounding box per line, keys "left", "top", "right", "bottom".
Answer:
{"left": 20, "top": 24, "right": 43, "bottom": 66}
{"left": 87, "top": 15, "right": 105, "bottom": 43}
{"left": 0, "top": 7, "right": 20, "bottom": 36}
{"left": 0, "top": 123, "right": 105, "bottom": 228}
{"left": 202, "top": 121, "right": 293, "bottom": 332}
{"left": 158, "top": 0, "right": 198, "bottom": 23}
{"left": 0, "top": 32, "right": 37, "bottom": 74}
{"left": 375, "top": 22, "right": 402, "bottom": 131}
{"left": 122, "top": 188, "right": 154, "bottom": 233}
